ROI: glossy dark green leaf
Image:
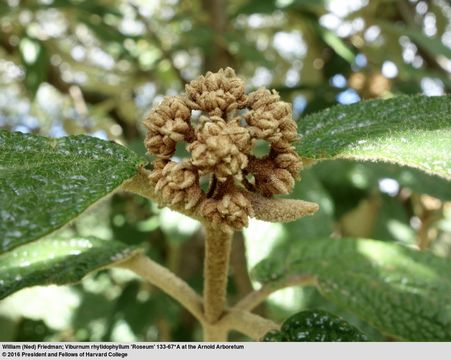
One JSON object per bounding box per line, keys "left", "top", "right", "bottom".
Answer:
{"left": 297, "top": 95, "right": 451, "bottom": 180}
{"left": 253, "top": 238, "right": 451, "bottom": 341}
{"left": 262, "top": 310, "right": 368, "bottom": 342}
{"left": 0, "top": 236, "right": 138, "bottom": 300}
{"left": 261, "top": 330, "right": 286, "bottom": 342}
{"left": 0, "top": 130, "right": 144, "bottom": 254}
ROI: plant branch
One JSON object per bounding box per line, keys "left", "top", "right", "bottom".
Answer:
{"left": 234, "top": 275, "right": 317, "bottom": 312}
{"left": 203, "top": 225, "right": 233, "bottom": 323}
{"left": 219, "top": 310, "right": 280, "bottom": 340}
{"left": 202, "top": 324, "right": 228, "bottom": 342}
{"left": 118, "top": 253, "right": 205, "bottom": 323}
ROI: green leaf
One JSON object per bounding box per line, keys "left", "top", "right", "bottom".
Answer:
{"left": 262, "top": 310, "right": 368, "bottom": 342}
{"left": 252, "top": 238, "right": 451, "bottom": 341}
{"left": 19, "top": 37, "right": 48, "bottom": 96}
{"left": 314, "top": 160, "right": 451, "bottom": 200}
{"left": 0, "top": 236, "right": 138, "bottom": 300}
{"left": 297, "top": 95, "right": 451, "bottom": 180}
{"left": 380, "top": 22, "right": 451, "bottom": 59}
{"left": 317, "top": 27, "right": 355, "bottom": 63}
{"left": 0, "top": 131, "right": 144, "bottom": 254}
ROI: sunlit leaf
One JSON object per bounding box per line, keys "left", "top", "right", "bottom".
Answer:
{"left": 252, "top": 238, "right": 451, "bottom": 341}
{"left": 297, "top": 95, "right": 451, "bottom": 180}
{"left": 0, "top": 130, "right": 144, "bottom": 254}
{"left": 0, "top": 236, "right": 138, "bottom": 300}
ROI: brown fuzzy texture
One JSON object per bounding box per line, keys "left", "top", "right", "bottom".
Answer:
{"left": 201, "top": 189, "right": 254, "bottom": 231}
{"left": 185, "top": 68, "right": 246, "bottom": 115}
{"left": 249, "top": 192, "right": 319, "bottom": 223}
{"left": 203, "top": 225, "right": 233, "bottom": 323}
{"left": 188, "top": 118, "right": 251, "bottom": 182}
{"left": 151, "top": 160, "right": 204, "bottom": 210}
{"left": 144, "top": 96, "right": 192, "bottom": 158}
{"left": 143, "top": 68, "right": 308, "bottom": 230}
{"left": 247, "top": 149, "right": 302, "bottom": 197}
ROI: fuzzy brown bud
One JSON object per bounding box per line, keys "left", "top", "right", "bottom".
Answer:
{"left": 201, "top": 190, "right": 254, "bottom": 230}
{"left": 248, "top": 155, "right": 300, "bottom": 197}
{"left": 245, "top": 88, "right": 299, "bottom": 150}
{"left": 152, "top": 160, "right": 204, "bottom": 210}
{"left": 144, "top": 96, "right": 191, "bottom": 158}
{"left": 185, "top": 68, "right": 246, "bottom": 115}
{"left": 274, "top": 150, "right": 303, "bottom": 178}
{"left": 188, "top": 118, "right": 251, "bottom": 182}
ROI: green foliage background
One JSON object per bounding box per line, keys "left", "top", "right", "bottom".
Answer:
{"left": 0, "top": 0, "right": 450, "bottom": 341}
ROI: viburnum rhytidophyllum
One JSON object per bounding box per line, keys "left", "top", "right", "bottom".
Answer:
{"left": 144, "top": 67, "right": 317, "bottom": 231}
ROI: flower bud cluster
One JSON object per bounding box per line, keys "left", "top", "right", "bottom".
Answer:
{"left": 144, "top": 68, "right": 302, "bottom": 230}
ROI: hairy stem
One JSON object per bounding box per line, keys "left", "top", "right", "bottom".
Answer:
{"left": 118, "top": 253, "right": 205, "bottom": 323}
{"left": 203, "top": 225, "right": 233, "bottom": 324}
{"left": 234, "top": 275, "right": 317, "bottom": 312}
{"left": 202, "top": 324, "right": 228, "bottom": 342}
{"left": 219, "top": 310, "right": 279, "bottom": 340}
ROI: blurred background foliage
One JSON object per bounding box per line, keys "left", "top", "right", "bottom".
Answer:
{"left": 0, "top": 0, "right": 450, "bottom": 341}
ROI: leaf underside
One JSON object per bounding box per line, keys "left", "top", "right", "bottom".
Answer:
{"left": 0, "top": 236, "right": 138, "bottom": 300}
{"left": 0, "top": 131, "right": 144, "bottom": 254}
{"left": 297, "top": 95, "right": 451, "bottom": 180}
{"left": 252, "top": 238, "right": 451, "bottom": 341}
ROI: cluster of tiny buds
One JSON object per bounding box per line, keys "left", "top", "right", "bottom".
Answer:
{"left": 144, "top": 68, "right": 302, "bottom": 231}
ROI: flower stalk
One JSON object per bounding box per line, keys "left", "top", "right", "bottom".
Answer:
{"left": 203, "top": 225, "right": 233, "bottom": 323}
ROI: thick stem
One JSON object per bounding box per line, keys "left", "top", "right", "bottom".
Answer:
{"left": 202, "top": 324, "right": 228, "bottom": 342}
{"left": 118, "top": 253, "right": 205, "bottom": 323}
{"left": 219, "top": 310, "right": 280, "bottom": 340}
{"left": 203, "top": 225, "right": 233, "bottom": 324}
